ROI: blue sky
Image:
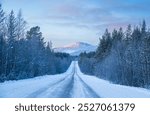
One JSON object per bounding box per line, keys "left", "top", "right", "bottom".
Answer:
{"left": 1, "top": 0, "right": 150, "bottom": 47}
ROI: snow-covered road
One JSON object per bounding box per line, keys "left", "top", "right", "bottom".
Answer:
{"left": 0, "top": 61, "right": 150, "bottom": 98}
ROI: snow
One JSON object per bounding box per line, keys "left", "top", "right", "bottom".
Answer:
{"left": 0, "top": 61, "right": 150, "bottom": 98}
{"left": 54, "top": 42, "right": 97, "bottom": 56}
{"left": 75, "top": 61, "right": 150, "bottom": 98}
{"left": 0, "top": 62, "right": 74, "bottom": 98}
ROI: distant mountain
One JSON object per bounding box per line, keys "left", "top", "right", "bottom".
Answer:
{"left": 53, "top": 42, "right": 97, "bottom": 56}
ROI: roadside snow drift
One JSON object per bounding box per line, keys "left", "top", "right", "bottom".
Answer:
{"left": 0, "top": 61, "right": 150, "bottom": 98}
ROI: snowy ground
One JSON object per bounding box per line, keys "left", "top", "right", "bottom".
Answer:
{"left": 0, "top": 61, "right": 150, "bottom": 98}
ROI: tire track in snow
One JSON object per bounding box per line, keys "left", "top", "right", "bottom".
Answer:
{"left": 77, "top": 75, "right": 100, "bottom": 98}
{"left": 26, "top": 76, "right": 70, "bottom": 98}
{"left": 26, "top": 61, "right": 100, "bottom": 98}
{"left": 42, "top": 64, "right": 75, "bottom": 98}
{"left": 26, "top": 63, "right": 75, "bottom": 98}
{"left": 74, "top": 69, "right": 100, "bottom": 98}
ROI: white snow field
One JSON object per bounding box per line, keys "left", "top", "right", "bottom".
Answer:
{"left": 0, "top": 61, "right": 150, "bottom": 98}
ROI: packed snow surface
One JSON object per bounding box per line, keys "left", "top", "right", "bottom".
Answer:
{"left": 0, "top": 61, "right": 150, "bottom": 98}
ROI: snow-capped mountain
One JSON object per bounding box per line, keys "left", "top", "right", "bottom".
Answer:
{"left": 54, "top": 42, "right": 97, "bottom": 56}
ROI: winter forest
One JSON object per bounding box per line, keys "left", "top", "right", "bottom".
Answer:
{"left": 0, "top": 3, "right": 150, "bottom": 90}
{"left": 79, "top": 21, "right": 150, "bottom": 88}
{"left": 0, "top": 4, "right": 72, "bottom": 82}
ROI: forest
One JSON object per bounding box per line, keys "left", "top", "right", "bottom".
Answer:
{"left": 0, "top": 3, "right": 150, "bottom": 89}
{"left": 79, "top": 21, "right": 150, "bottom": 88}
{"left": 0, "top": 4, "right": 72, "bottom": 82}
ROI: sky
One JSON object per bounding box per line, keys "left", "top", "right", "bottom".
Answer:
{"left": 1, "top": 0, "right": 150, "bottom": 47}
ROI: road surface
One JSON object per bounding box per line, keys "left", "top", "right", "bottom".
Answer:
{"left": 0, "top": 61, "right": 150, "bottom": 98}
{"left": 26, "top": 61, "right": 100, "bottom": 98}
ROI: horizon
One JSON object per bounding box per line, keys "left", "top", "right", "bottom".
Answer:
{"left": 1, "top": 0, "right": 150, "bottom": 47}
{"left": 53, "top": 41, "right": 97, "bottom": 48}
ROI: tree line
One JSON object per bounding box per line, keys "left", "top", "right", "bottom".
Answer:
{"left": 0, "top": 4, "right": 72, "bottom": 82}
{"left": 79, "top": 20, "right": 150, "bottom": 88}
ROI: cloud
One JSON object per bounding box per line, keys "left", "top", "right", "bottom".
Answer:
{"left": 41, "top": 2, "right": 121, "bottom": 30}
{"left": 3, "top": 0, "right": 150, "bottom": 46}
{"left": 27, "top": 0, "right": 150, "bottom": 39}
